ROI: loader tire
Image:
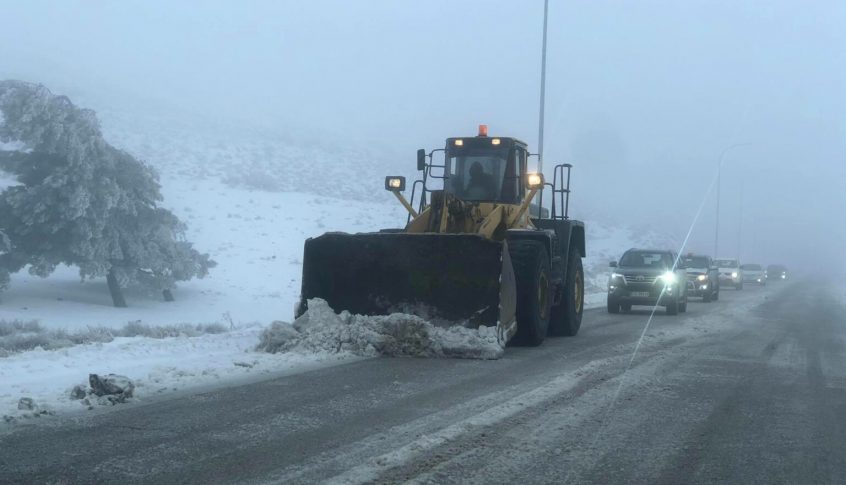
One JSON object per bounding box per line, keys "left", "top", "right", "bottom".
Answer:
{"left": 509, "top": 241, "right": 551, "bottom": 346}
{"left": 549, "top": 249, "right": 584, "bottom": 336}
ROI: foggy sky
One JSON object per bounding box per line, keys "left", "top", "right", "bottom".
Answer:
{"left": 1, "top": 0, "right": 844, "bottom": 274}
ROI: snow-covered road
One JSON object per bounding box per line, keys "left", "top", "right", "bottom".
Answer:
{"left": 4, "top": 281, "right": 839, "bottom": 484}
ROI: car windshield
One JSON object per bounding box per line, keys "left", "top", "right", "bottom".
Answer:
{"left": 619, "top": 251, "right": 673, "bottom": 269}
{"left": 715, "top": 259, "right": 738, "bottom": 267}
{"left": 740, "top": 264, "right": 762, "bottom": 270}
{"left": 683, "top": 256, "right": 709, "bottom": 268}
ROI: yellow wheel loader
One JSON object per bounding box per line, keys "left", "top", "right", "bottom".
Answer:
{"left": 297, "top": 125, "right": 585, "bottom": 346}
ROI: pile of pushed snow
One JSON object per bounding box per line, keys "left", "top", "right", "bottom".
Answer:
{"left": 258, "top": 299, "right": 504, "bottom": 360}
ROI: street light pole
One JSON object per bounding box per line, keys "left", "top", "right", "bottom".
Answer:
{"left": 537, "top": 0, "right": 549, "bottom": 174}
{"left": 714, "top": 142, "right": 752, "bottom": 257}
{"left": 737, "top": 179, "right": 744, "bottom": 260}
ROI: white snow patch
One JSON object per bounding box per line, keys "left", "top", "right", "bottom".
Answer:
{"left": 0, "top": 179, "right": 405, "bottom": 331}
{"left": 0, "top": 99, "right": 673, "bottom": 422}
{"left": 0, "top": 324, "right": 355, "bottom": 420}
{"left": 258, "top": 298, "right": 504, "bottom": 360}
{"left": 0, "top": 139, "right": 28, "bottom": 152}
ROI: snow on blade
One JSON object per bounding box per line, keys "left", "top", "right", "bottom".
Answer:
{"left": 257, "top": 299, "right": 505, "bottom": 360}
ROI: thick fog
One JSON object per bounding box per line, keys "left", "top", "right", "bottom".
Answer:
{"left": 1, "top": 0, "right": 843, "bottom": 275}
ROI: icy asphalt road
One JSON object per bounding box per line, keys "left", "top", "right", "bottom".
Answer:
{"left": 2, "top": 281, "right": 845, "bottom": 484}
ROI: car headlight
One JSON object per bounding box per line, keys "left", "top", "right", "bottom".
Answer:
{"left": 731, "top": 272, "right": 738, "bottom": 278}
{"left": 660, "top": 271, "right": 676, "bottom": 285}
{"left": 696, "top": 274, "right": 707, "bottom": 281}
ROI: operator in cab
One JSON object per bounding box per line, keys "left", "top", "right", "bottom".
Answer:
{"left": 464, "top": 161, "right": 497, "bottom": 200}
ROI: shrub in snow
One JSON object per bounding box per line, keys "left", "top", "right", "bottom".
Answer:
{"left": 0, "top": 318, "right": 229, "bottom": 356}
{"left": 119, "top": 321, "right": 227, "bottom": 339}
{"left": 0, "top": 80, "right": 215, "bottom": 306}
{"left": 256, "top": 320, "right": 300, "bottom": 353}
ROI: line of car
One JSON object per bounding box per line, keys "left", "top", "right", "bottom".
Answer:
{"left": 607, "top": 248, "right": 789, "bottom": 315}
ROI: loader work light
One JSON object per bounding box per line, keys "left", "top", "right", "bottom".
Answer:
{"left": 491, "top": 138, "right": 501, "bottom": 145}
{"left": 454, "top": 139, "right": 464, "bottom": 146}
{"left": 385, "top": 176, "right": 406, "bottom": 192}
{"left": 526, "top": 173, "right": 544, "bottom": 188}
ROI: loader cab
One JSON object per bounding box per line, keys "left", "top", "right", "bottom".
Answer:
{"left": 443, "top": 135, "right": 528, "bottom": 204}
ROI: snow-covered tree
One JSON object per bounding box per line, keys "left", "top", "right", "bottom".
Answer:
{"left": 0, "top": 80, "right": 214, "bottom": 306}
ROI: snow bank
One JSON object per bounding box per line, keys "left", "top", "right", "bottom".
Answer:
{"left": 0, "top": 324, "right": 353, "bottom": 421}
{"left": 258, "top": 299, "right": 504, "bottom": 360}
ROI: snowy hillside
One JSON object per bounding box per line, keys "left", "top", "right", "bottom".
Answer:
{"left": 95, "top": 106, "right": 412, "bottom": 202}
{"left": 0, "top": 94, "right": 676, "bottom": 420}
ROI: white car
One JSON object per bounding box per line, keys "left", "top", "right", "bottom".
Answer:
{"left": 715, "top": 258, "right": 743, "bottom": 289}
{"left": 740, "top": 263, "right": 766, "bottom": 286}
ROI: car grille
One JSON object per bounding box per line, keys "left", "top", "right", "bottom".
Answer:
{"left": 623, "top": 275, "right": 658, "bottom": 285}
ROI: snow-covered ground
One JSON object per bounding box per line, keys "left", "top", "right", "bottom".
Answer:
{"left": 0, "top": 324, "right": 358, "bottom": 420}
{"left": 0, "top": 98, "right": 674, "bottom": 420}
{"left": 0, "top": 179, "right": 404, "bottom": 330}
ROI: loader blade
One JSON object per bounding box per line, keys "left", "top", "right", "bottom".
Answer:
{"left": 297, "top": 232, "right": 517, "bottom": 342}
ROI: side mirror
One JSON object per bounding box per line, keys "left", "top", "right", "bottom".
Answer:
{"left": 417, "top": 149, "right": 426, "bottom": 171}
{"left": 384, "top": 176, "right": 406, "bottom": 192}
{"left": 609, "top": 261, "right": 618, "bottom": 268}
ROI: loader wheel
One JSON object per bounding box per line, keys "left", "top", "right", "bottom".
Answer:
{"left": 510, "top": 241, "right": 551, "bottom": 346}
{"left": 550, "top": 249, "right": 584, "bottom": 336}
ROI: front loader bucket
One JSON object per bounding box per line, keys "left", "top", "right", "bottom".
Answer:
{"left": 297, "top": 232, "right": 517, "bottom": 341}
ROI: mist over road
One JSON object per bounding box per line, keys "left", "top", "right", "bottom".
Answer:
{"left": 2, "top": 281, "right": 844, "bottom": 484}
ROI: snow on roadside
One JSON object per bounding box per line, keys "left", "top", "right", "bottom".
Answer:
{"left": 0, "top": 324, "right": 356, "bottom": 421}
{"left": 0, "top": 179, "right": 406, "bottom": 331}
{"left": 0, "top": 99, "right": 672, "bottom": 422}
{"left": 258, "top": 298, "right": 504, "bottom": 360}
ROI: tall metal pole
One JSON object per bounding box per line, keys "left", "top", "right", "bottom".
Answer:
{"left": 715, "top": 168, "right": 721, "bottom": 257}
{"left": 714, "top": 142, "right": 752, "bottom": 257}
{"left": 537, "top": 0, "right": 549, "bottom": 174}
{"left": 737, "top": 179, "right": 744, "bottom": 260}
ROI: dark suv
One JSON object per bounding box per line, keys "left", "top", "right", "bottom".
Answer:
{"left": 682, "top": 253, "right": 719, "bottom": 302}
{"left": 608, "top": 249, "right": 689, "bottom": 315}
